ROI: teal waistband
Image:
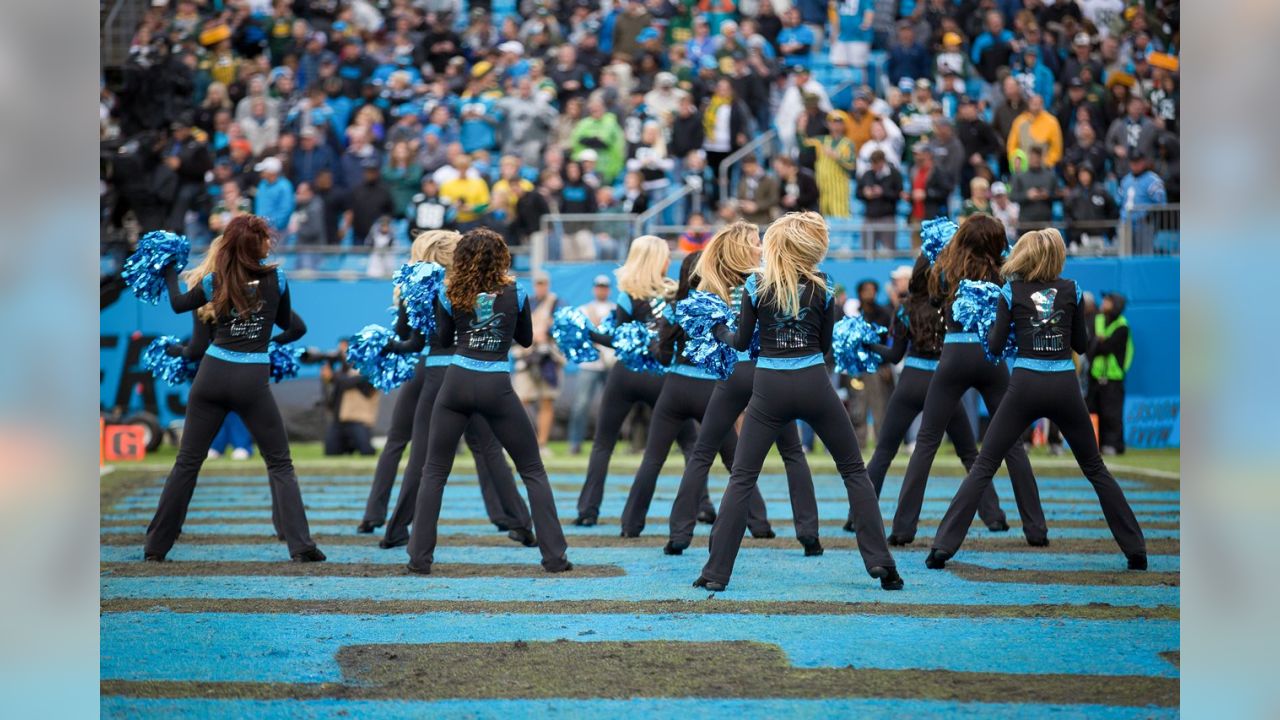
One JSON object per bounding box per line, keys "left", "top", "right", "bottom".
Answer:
{"left": 424, "top": 353, "right": 454, "bottom": 367}
{"left": 206, "top": 345, "right": 268, "bottom": 364}
{"left": 451, "top": 355, "right": 512, "bottom": 373}
{"left": 671, "top": 364, "right": 721, "bottom": 380}
{"left": 944, "top": 332, "right": 980, "bottom": 344}
{"left": 1013, "top": 357, "right": 1076, "bottom": 373}
{"left": 903, "top": 356, "right": 940, "bottom": 371}
{"left": 756, "top": 354, "right": 826, "bottom": 371}
{"left": 736, "top": 350, "right": 754, "bottom": 362}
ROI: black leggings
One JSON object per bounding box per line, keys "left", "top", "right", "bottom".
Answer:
{"left": 621, "top": 372, "right": 771, "bottom": 537}
{"left": 577, "top": 364, "right": 705, "bottom": 521}
{"left": 933, "top": 369, "right": 1146, "bottom": 557}
{"left": 383, "top": 365, "right": 532, "bottom": 546}
{"left": 363, "top": 361, "right": 425, "bottom": 525}
{"left": 850, "top": 365, "right": 1006, "bottom": 529}
{"left": 145, "top": 357, "right": 316, "bottom": 557}
{"left": 668, "top": 361, "right": 820, "bottom": 549}
{"left": 408, "top": 368, "right": 571, "bottom": 570}
{"left": 701, "top": 365, "right": 894, "bottom": 585}
{"left": 892, "top": 343, "right": 1047, "bottom": 542}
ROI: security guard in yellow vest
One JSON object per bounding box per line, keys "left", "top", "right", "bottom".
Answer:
{"left": 1088, "top": 293, "right": 1134, "bottom": 455}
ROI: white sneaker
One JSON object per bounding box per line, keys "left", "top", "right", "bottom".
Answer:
{"left": 231, "top": 448, "right": 251, "bottom": 460}
{"left": 207, "top": 449, "right": 222, "bottom": 460}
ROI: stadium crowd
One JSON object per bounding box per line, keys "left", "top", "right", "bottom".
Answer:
{"left": 100, "top": 0, "right": 1179, "bottom": 259}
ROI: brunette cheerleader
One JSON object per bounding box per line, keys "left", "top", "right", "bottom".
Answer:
{"left": 926, "top": 229, "right": 1146, "bottom": 570}
{"left": 405, "top": 228, "right": 572, "bottom": 574}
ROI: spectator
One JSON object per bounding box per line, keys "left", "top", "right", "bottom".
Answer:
{"left": 1056, "top": 76, "right": 1102, "bottom": 143}
{"left": 1063, "top": 121, "right": 1108, "bottom": 180}
{"left": 209, "top": 180, "right": 251, "bottom": 235}
{"left": 644, "top": 72, "right": 688, "bottom": 128}
{"left": 408, "top": 176, "right": 449, "bottom": 236}
{"left": 626, "top": 122, "right": 674, "bottom": 210}
{"left": 989, "top": 181, "right": 1020, "bottom": 242}
{"left": 513, "top": 271, "right": 564, "bottom": 452}
{"left": 382, "top": 141, "right": 423, "bottom": 221}
{"left": 1012, "top": 47, "right": 1056, "bottom": 106}
{"left": 253, "top": 156, "right": 294, "bottom": 233}
{"left": 1088, "top": 292, "right": 1134, "bottom": 456}
{"left": 678, "top": 213, "right": 713, "bottom": 253}
{"left": 668, "top": 93, "right": 706, "bottom": 164}
{"left": 512, "top": 169, "right": 557, "bottom": 247}
{"left": 499, "top": 76, "right": 558, "bottom": 167}
{"left": 1064, "top": 32, "right": 1103, "bottom": 84}
{"left": 492, "top": 155, "right": 535, "bottom": 217}
{"left": 1010, "top": 147, "right": 1057, "bottom": 227}
{"left": 618, "top": 172, "right": 649, "bottom": 214}
{"left": 929, "top": 116, "right": 966, "bottom": 191}
{"left": 954, "top": 97, "right": 1001, "bottom": 197}
{"left": 971, "top": 10, "right": 1015, "bottom": 92}
{"left": 559, "top": 160, "right": 597, "bottom": 214}
{"left": 1065, "top": 166, "right": 1118, "bottom": 250}
{"left": 855, "top": 118, "right": 904, "bottom": 176}
{"left": 165, "top": 120, "right": 213, "bottom": 234}
{"left": 290, "top": 126, "right": 337, "bottom": 187}
{"left": 857, "top": 149, "right": 903, "bottom": 251}
{"left": 887, "top": 20, "right": 932, "bottom": 86}
{"left": 321, "top": 341, "right": 379, "bottom": 457}
{"left": 897, "top": 79, "right": 939, "bottom": 164}
{"left": 960, "top": 176, "right": 993, "bottom": 217}
{"left": 289, "top": 182, "right": 325, "bottom": 246}
{"left": 908, "top": 144, "right": 950, "bottom": 243}
{"left": 775, "top": 155, "right": 820, "bottom": 213}
{"left": 571, "top": 97, "right": 626, "bottom": 184}
{"left": 777, "top": 8, "right": 817, "bottom": 68}
{"left": 806, "top": 112, "right": 857, "bottom": 219}
{"left": 1117, "top": 150, "right": 1167, "bottom": 250}
{"left": 549, "top": 45, "right": 591, "bottom": 106}
{"left": 348, "top": 158, "right": 395, "bottom": 242}
{"left": 242, "top": 96, "right": 281, "bottom": 156}
{"left": 830, "top": 0, "right": 875, "bottom": 72}
{"left": 1105, "top": 96, "right": 1158, "bottom": 178}
{"left": 681, "top": 150, "right": 714, "bottom": 220}
{"left": 701, "top": 78, "right": 751, "bottom": 199}
{"left": 1007, "top": 92, "right": 1064, "bottom": 169}
{"left": 458, "top": 65, "right": 502, "bottom": 155}
{"left": 776, "top": 66, "right": 831, "bottom": 154}
{"left": 735, "top": 154, "right": 781, "bottom": 226}
{"left": 845, "top": 91, "right": 879, "bottom": 152}
{"left": 567, "top": 275, "right": 616, "bottom": 455}
{"left": 848, "top": 279, "right": 894, "bottom": 446}
{"left": 992, "top": 75, "right": 1027, "bottom": 154}
{"left": 438, "top": 154, "right": 491, "bottom": 230}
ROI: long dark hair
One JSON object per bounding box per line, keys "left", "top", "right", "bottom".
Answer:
{"left": 659, "top": 251, "right": 702, "bottom": 361}
{"left": 447, "top": 227, "right": 513, "bottom": 312}
{"left": 212, "top": 215, "right": 274, "bottom": 319}
{"left": 929, "top": 213, "right": 1006, "bottom": 304}
{"left": 905, "top": 255, "right": 946, "bottom": 355}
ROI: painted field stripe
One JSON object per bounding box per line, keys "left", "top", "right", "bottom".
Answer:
{"left": 100, "top": 612, "right": 1178, "bottom": 682}
{"left": 100, "top": 522, "right": 1182, "bottom": 541}
{"left": 99, "top": 545, "right": 1181, "bottom": 573}
{"left": 101, "top": 696, "right": 1179, "bottom": 720}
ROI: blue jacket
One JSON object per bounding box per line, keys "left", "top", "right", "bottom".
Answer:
{"left": 887, "top": 43, "right": 932, "bottom": 85}
{"left": 255, "top": 177, "right": 295, "bottom": 231}
{"left": 1117, "top": 171, "right": 1167, "bottom": 219}
{"left": 290, "top": 145, "right": 337, "bottom": 186}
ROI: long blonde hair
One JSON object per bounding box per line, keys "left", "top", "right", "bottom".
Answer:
{"left": 1003, "top": 228, "right": 1066, "bottom": 283}
{"left": 616, "top": 235, "right": 676, "bottom": 300}
{"left": 184, "top": 235, "right": 226, "bottom": 324}
{"left": 697, "top": 221, "right": 760, "bottom": 302}
{"left": 760, "top": 212, "right": 829, "bottom": 318}
{"left": 395, "top": 229, "right": 461, "bottom": 303}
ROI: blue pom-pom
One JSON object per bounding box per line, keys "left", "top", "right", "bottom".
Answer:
{"left": 346, "top": 324, "right": 422, "bottom": 392}
{"left": 613, "top": 321, "right": 666, "bottom": 375}
{"left": 141, "top": 335, "right": 198, "bottom": 386}
{"left": 675, "top": 290, "right": 738, "bottom": 380}
{"left": 920, "top": 217, "right": 958, "bottom": 265}
{"left": 953, "top": 280, "right": 1017, "bottom": 363}
{"left": 122, "top": 231, "right": 192, "bottom": 304}
{"left": 833, "top": 315, "right": 886, "bottom": 375}
{"left": 551, "top": 307, "right": 601, "bottom": 365}
{"left": 596, "top": 313, "right": 616, "bottom": 338}
{"left": 393, "top": 261, "right": 446, "bottom": 336}
{"left": 268, "top": 342, "right": 303, "bottom": 384}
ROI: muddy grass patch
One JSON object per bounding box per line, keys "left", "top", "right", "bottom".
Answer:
{"left": 100, "top": 561, "right": 623, "bottom": 579}
{"left": 101, "top": 640, "right": 1177, "bottom": 706}
{"left": 946, "top": 563, "right": 1179, "bottom": 586}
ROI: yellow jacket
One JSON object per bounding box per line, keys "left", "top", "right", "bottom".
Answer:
{"left": 1006, "top": 110, "right": 1063, "bottom": 168}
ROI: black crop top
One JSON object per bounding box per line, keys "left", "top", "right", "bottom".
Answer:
{"left": 437, "top": 282, "right": 532, "bottom": 362}
{"left": 164, "top": 265, "right": 295, "bottom": 356}
{"left": 991, "top": 278, "right": 1089, "bottom": 361}
{"left": 722, "top": 272, "right": 836, "bottom": 359}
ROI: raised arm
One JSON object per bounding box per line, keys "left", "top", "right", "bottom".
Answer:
{"left": 164, "top": 265, "right": 209, "bottom": 314}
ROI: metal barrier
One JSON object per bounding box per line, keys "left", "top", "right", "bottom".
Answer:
{"left": 718, "top": 130, "right": 778, "bottom": 207}
{"left": 101, "top": 0, "right": 148, "bottom": 69}
{"left": 535, "top": 213, "right": 637, "bottom": 271}
{"left": 632, "top": 184, "right": 694, "bottom": 239}
{"left": 1117, "top": 203, "right": 1180, "bottom": 256}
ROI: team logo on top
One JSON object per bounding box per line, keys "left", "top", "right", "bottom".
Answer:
{"left": 1030, "top": 288, "right": 1065, "bottom": 352}
{"left": 646, "top": 296, "right": 668, "bottom": 332}
{"left": 770, "top": 282, "right": 812, "bottom": 349}
{"left": 468, "top": 292, "right": 506, "bottom": 352}
{"left": 227, "top": 279, "right": 266, "bottom": 338}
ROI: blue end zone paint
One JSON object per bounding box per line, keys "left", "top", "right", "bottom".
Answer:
{"left": 100, "top": 546, "right": 1182, "bottom": 573}
{"left": 100, "top": 612, "right": 1177, "bottom": 682}
{"left": 101, "top": 697, "right": 1180, "bottom": 720}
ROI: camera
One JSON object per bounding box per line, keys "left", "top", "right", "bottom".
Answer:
{"left": 300, "top": 347, "right": 344, "bottom": 366}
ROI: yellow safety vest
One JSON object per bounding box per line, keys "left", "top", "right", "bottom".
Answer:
{"left": 1091, "top": 315, "right": 1133, "bottom": 381}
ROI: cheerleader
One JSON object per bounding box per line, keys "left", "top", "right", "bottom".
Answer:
{"left": 574, "top": 236, "right": 714, "bottom": 528}
{"left": 889, "top": 214, "right": 1048, "bottom": 546}
{"left": 376, "top": 231, "right": 534, "bottom": 549}
{"left": 146, "top": 215, "right": 323, "bottom": 562}
{"left": 360, "top": 231, "right": 531, "bottom": 537}
{"left": 664, "top": 222, "right": 821, "bottom": 556}
{"left": 841, "top": 255, "right": 1009, "bottom": 533}
{"left": 694, "top": 212, "right": 901, "bottom": 592}
{"left": 619, "top": 248, "right": 778, "bottom": 541}
{"left": 405, "top": 228, "right": 572, "bottom": 574}
{"left": 926, "top": 229, "right": 1147, "bottom": 570}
